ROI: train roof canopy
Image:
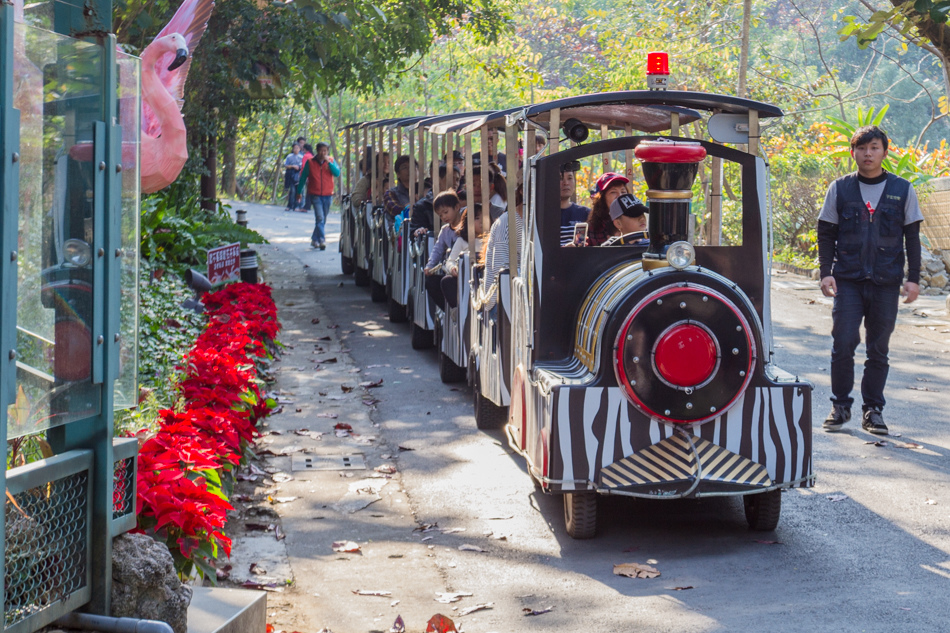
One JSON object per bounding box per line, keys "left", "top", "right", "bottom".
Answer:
{"left": 357, "top": 117, "right": 405, "bottom": 130}
{"left": 457, "top": 106, "right": 529, "bottom": 136}
{"left": 516, "top": 91, "right": 783, "bottom": 133}
{"left": 386, "top": 116, "right": 434, "bottom": 130}
{"left": 428, "top": 115, "right": 493, "bottom": 136}
{"left": 405, "top": 111, "right": 495, "bottom": 132}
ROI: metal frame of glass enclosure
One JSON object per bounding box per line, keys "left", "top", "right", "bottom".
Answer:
{"left": 2, "top": 0, "right": 140, "bottom": 628}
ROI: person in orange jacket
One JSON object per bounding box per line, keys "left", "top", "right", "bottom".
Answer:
{"left": 297, "top": 142, "right": 340, "bottom": 249}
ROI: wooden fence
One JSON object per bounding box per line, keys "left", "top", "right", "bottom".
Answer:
{"left": 922, "top": 177, "right": 950, "bottom": 250}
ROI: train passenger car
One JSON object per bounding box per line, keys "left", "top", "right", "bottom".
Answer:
{"left": 338, "top": 122, "right": 361, "bottom": 275}
{"left": 480, "top": 76, "right": 813, "bottom": 538}
{"left": 352, "top": 118, "right": 399, "bottom": 288}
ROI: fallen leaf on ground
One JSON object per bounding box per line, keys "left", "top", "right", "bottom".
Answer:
{"left": 269, "top": 496, "right": 297, "bottom": 504}
{"left": 425, "top": 614, "right": 457, "bottom": 633}
{"left": 241, "top": 580, "right": 283, "bottom": 592}
{"left": 440, "top": 527, "right": 465, "bottom": 534}
{"left": 667, "top": 586, "right": 694, "bottom": 591}
{"left": 315, "top": 413, "right": 338, "bottom": 419}
{"left": 375, "top": 465, "right": 397, "bottom": 474}
{"left": 398, "top": 445, "right": 415, "bottom": 451}
{"left": 908, "top": 385, "right": 939, "bottom": 392}
{"left": 327, "top": 324, "right": 339, "bottom": 329}
{"left": 317, "top": 336, "right": 331, "bottom": 341}
{"left": 332, "top": 540, "right": 361, "bottom": 553}
{"left": 389, "top": 615, "right": 405, "bottom": 633}
{"left": 414, "top": 523, "right": 439, "bottom": 532}
{"left": 318, "top": 357, "right": 338, "bottom": 364}
{"left": 348, "top": 368, "right": 362, "bottom": 373}
{"left": 353, "top": 589, "right": 392, "bottom": 596}
{"left": 215, "top": 564, "right": 232, "bottom": 581}
{"left": 341, "top": 385, "right": 354, "bottom": 393}
{"left": 390, "top": 600, "right": 400, "bottom": 607}
{"left": 827, "top": 494, "right": 848, "bottom": 502}
{"left": 864, "top": 440, "right": 888, "bottom": 447}
{"left": 458, "top": 603, "right": 494, "bottom": 616}
{"left": 334, "top": 422, "right": 353, "bottom": 431}
{"left": 925, "top": 499, "right": 938, "bottom": 505}
{"left": 613, "top": 563, "right": 660, "bottom": 579}
{"left": 367, "top": 364, "right": 390, "bottom": 368}
{"left": 754, "top": 540, "right": 782, "bottom": 545}
{"left": 311, "top": 318, "right": 320, "bottom": 324}
{"left": 523, "top": 607, "right": 553, "bottom": 616}
{"left": 249, "top": 563, "right": 267, "bottom": 575}
{"left": 293, "top": 428, "right": 311, "bottom": 435}
{"left": 435, "top": 592, "right": 472, "bottom": 603}
{"left": 895, "top": 441, "right": 924, "bottom": 449}
{"left": 363, "top": 398, "right": 381, "bottom": 406}
{"left": 458, "top": 544, "right": 486, "bottom": 552}
{"left": 275, "top": 525, "right": 285, "bottom": 541}
{"left": 360, "top": 379, "right": 384, "bottom": 388}
{"left": 479, "top": 514, "right": 513, "bottom": 520}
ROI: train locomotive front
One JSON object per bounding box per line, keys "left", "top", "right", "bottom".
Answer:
{"left": 502, "top": 95, "right": 814, "bottom": 538}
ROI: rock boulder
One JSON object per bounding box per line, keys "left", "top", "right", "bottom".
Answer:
{"left": 112, "top": 533, "right": 192, "bottom": 633}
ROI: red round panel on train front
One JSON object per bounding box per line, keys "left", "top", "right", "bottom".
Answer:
{"left": 653, "top": 323, "right": 717, "bottom": 388}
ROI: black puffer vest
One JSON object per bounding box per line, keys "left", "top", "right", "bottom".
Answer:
{"left": 832, "top": 172, "right": 909, "bottom": 286}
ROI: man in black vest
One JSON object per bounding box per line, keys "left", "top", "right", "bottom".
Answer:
{"left": 817, "top": 125, "right": 923, "bottom": 435}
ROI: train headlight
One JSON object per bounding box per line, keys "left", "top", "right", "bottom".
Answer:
{"left": 666, "top": 241, "right": 695, "bottom": 269}
{"left": 63, "top": 239, "right": 92, "bottom": 267}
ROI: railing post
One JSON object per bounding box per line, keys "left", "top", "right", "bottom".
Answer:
{"left": 1, "top": 0, "right": 22, "bottom": 621}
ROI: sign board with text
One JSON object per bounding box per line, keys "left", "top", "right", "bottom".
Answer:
{"left": 207, "top": 242, "right": 241, "bottom": 285}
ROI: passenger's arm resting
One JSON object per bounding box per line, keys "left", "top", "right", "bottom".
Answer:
{"left": 817, "top": 220, "right": 838, "bottom": 280}
{"left": 904, "top": 220, "right": 922, "bottom": 284}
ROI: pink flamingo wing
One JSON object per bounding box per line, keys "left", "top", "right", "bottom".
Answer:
{"left": 142, "top": 0, "right": 214, "bottom": 137}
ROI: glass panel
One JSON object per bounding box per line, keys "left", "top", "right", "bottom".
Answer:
{"left": 114, "top": 51, "right": 141, "bottom": 411}
{"left": 9, "top": 23, "right": 103, "bottom": 438}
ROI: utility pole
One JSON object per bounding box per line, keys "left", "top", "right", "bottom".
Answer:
{"left": 738, "top": 0, "right": 752, "bottom": 98}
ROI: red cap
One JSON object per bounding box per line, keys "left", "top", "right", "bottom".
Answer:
{"left": 647, "top": 52, "right": 669, "bottom": 75}
{"left": 594, "top": 172, "right": 630, "bottom": 194}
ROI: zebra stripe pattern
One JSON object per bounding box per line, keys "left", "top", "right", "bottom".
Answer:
{"left": 547, "top": 383, "right": 811, "bottom": 492}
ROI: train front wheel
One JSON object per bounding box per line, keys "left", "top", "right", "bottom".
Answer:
{"left": 744, "top": 489, "right": 782, "bottom": 531}
{"left": 564, "top": 492, "right": 597, "bottom": 539}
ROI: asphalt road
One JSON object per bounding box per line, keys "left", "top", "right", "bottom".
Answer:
{"left": 227, "top": 201, "right": 950, "bottom": 633}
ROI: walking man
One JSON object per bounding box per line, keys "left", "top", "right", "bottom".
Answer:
{"left": 817, "top": 125, "right": 923, "bottom": 435}
{"left": 298, "top": 142, "right": 340, "bottom": 250}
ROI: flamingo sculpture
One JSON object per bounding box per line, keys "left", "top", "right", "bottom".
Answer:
{"left": 139, "top": 0, "right": 215, "bottom": 193}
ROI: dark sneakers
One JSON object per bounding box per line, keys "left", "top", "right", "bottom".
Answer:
{"left": 862, "top": 408, "right": 889, "bottom": 435}
{"left": 823, "top": 404, "right": 851, "bottom": 432}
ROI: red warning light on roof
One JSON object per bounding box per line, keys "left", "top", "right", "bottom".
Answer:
{"left": 646, "top": 52, "right": 670, "bottom": 75}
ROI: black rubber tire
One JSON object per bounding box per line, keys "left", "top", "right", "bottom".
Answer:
{"left": 370, "top": 280, "right": 387, "bottom": 303}
{"left": 388, "top": 297, "right": 408, "bottom": 323}
{"left": 439, "top": 352, "right": 467, "bottom": 383}
{"left": 744, "top": 489, "right": 782, "bottom": 531}
{"left": 474, "top": 389, "right": 508, "bottom": 430}
{"left": 354, "top": 266, "right": 370, "bottom": 287}
{"left": 341, "top": 256, "right": 355, "bottom": 275}
{"left": 563, "top": 492, "right": 598, "bottom": 539}
{"left": 411, "top": 322, "right": 434, "bottom": 350}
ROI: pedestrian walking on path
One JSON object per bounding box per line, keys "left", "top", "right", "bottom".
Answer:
{"left": 817, "top": 125, "right": 924, "bottom": 435}
{"left": 297, "top": 142, "right": 340, "bottom": 250}
{"left": 282, "top": 143, "right": 303, "bottom": 211}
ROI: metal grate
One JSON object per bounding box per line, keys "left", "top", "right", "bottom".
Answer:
{"left": 112, "top": 457, "right": 135, "bottom": 519}
{"left": 112, "top": 437, "right": 139, "bottom": 536}
{"left": 291, "top": 454, "right": 366, "bottom": 471}
{"left": 5, "top": 471, "right": 89, "bottom": 631}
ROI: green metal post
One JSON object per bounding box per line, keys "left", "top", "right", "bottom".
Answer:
{"left": 0, "top": 0, "right": 21, "bottom": 621}
{"left": 47, "top": 24, "right": 121, "bottom": 617}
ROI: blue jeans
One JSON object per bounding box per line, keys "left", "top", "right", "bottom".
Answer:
{"left": 830, "top": 279, "right": 900, "bottom": 411}
{"left": 307, "top": 194, "right": 332, "bottom": 244}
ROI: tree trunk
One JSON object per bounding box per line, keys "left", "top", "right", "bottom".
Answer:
{"left": 221, "top": 115, "right": 238, "bottom": 197}
{"left": 251, "top": 126, "right": 269, "bottom": 202}
{"left": 269, "top": 106, "right": 296, "bottom": 203}
{"left": 200, "top": 133, "right": 217, "bottom": 212}
{"left": 738, "top": 0, "right": 752, "bottom": 98}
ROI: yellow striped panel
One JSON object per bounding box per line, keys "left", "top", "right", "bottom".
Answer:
{"left": 600, "top": 434, "right": 772, "bottom": 490}
{"left": 691, "top": 437, "right": 772, "bottom": 488}
{"left": 601, "top": 435, "right": 698, "bottom": 488}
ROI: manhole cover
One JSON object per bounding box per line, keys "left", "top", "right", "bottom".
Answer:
{"left": 292, "top": 454, "right": 366, "bottom": 471}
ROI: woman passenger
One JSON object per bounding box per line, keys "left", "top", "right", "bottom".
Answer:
{"left": 441, "top": 204, "right": 485, "bottom": 309}
{"left": 587, "top": 172, "right": 642, "bottom": 246}
{"left": 424, "top": 191, "right": 463, "bottom": 310}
